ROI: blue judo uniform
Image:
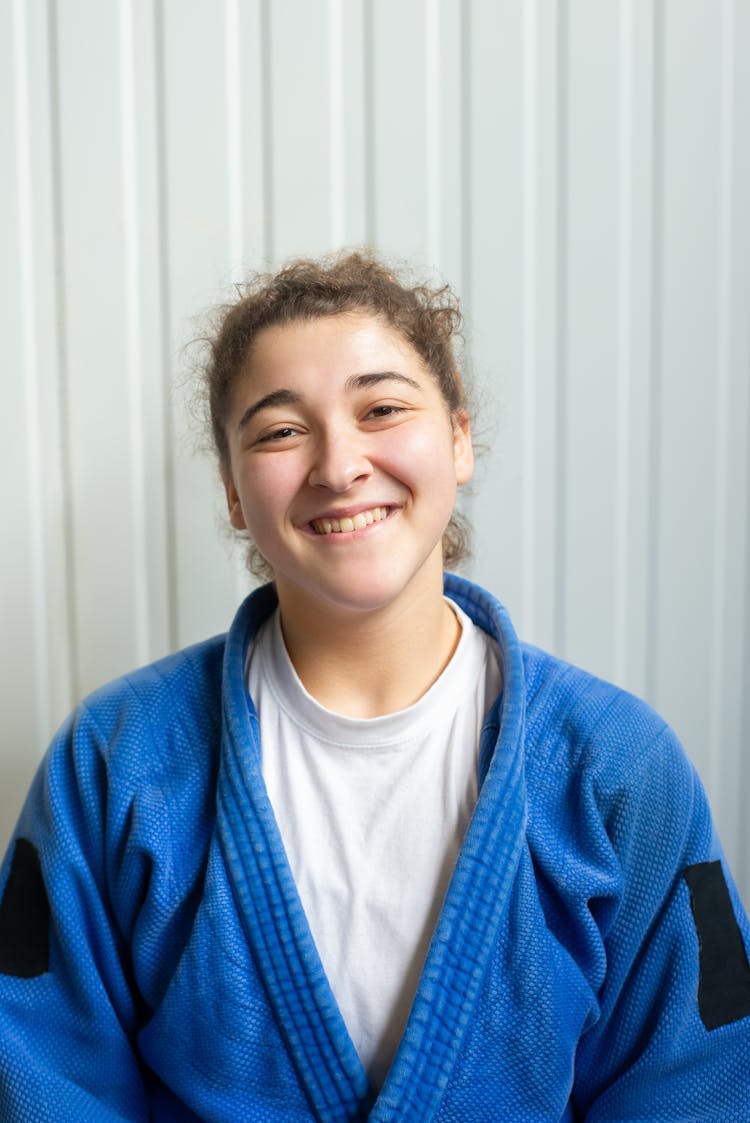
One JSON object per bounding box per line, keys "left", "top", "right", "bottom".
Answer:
{"left": 1, "top": 575, "right": 749, "bottom": 1120}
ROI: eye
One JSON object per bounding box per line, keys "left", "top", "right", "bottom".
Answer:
{"left": 256, "top": 425, "right": 300, "bottom": 444}
{"left": 366, "top": 404, "right": 407, "bottom": 420}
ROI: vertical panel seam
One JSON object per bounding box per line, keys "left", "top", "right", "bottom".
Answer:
{"left": 554, "top": 0, "right": 569, "bottom": 655}
{"left": 645, "top": 0, "right": 665, "bottom": 705}
{"left": 460, "top": 0, "right": 472, "bottom": 307}
{"left": 327, "top": 0, "right": 345, "bottom": 247}
{"left": 119, "top": 0, "right": 150, "bottom": 666}
{"left": 260, "top": 0, "right": 275, "bottom": 263}
{"left": 153, "top": 0, "right": 178, "bottom": 651}
{"left": 225, "top": 0, "right": 244, "bottom": 279}
{"left": 363, "top": 0, "right": 375, "bottom": 245}
{"left": 521, "top": 0, "right": 538, "bottom": 634}
{"left": 13, "top": 0, "right": 53, "bottom": 744}
{"left": 46, "top": 0, "right": 80, "bottom": 699}
{"left": 614, "top": 0, "right": 634, "bottom": 685}
{"left": 424, "top": 0, "right": 440, "bottom": 264}
{"left": 736, "top": 267, "right": 750, "bottom": 907}
{"left": 708, "top": 0, "right": 735, "bottom": 801}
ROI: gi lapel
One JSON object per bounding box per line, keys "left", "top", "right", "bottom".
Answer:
{"left": 217, "top": 586, "right": 373, "bottom": 1121}
{"left": 368, "top": 577, "right": 528, "bottom": 1120}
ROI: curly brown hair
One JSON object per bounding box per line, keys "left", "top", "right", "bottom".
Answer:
{"left": 202, "top": 249, "right": 473, "bottom": 576}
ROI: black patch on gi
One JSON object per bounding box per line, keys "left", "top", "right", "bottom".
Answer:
{"left": 0, "top": 838, "right": 50, "bottom": 977}
{"left": 684, "top": 860, "right": 750, "bottom": 1030}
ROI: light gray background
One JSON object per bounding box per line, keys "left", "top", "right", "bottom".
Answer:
{"left": 2, "top": 0, "right": 749, "bottom": 906}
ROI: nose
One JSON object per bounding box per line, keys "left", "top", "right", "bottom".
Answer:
{"left": 307, "top": 428, "right": 372, "bottom": 492}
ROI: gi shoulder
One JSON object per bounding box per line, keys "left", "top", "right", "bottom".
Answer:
{"left": 521, "top": 641, "right": 696, "bottom": 807}
{"left": 12, "top": 635, "right": 228, "bottom": 953}
{"left": 520, "top": 643, "right": 707, "bottom": 947}
{"left": 77, "top": 632, "right": 226, "bottom": 765}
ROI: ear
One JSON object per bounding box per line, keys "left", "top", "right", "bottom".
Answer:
{"left": 452, "top": 410, "right": 474, "bottom": 486}
{"left": 222, "top": 472, "right": 248, "bottom": 531}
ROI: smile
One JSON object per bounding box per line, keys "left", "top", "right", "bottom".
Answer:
{"left": 309, "top": 506, "right": 391, "bottom": 535}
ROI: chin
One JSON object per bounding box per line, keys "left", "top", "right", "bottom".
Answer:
{"left": 290, "top": 554, "right": 442, "bottom": 618}
{"left": 310, "top": 577, "right": 405, "bottom": 615}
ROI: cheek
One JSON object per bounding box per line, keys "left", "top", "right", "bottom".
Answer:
{"left": 384, "top": 423, "right": 459, "bottom": 494}
{"left": 236, "top": 456, "right": 303, "bottom": 532}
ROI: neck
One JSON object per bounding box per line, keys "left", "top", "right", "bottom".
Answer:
{"left": 276, "top": 576, "right": 461, "bottom": 718}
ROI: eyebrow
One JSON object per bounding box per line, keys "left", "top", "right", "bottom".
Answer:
{"left": 237, "top": 389, "right": 302, "bottom": 431}
{"left": 344, "top": 371, "right": 423, "bottom": 393}
{"left": 237, "top": 371, "right": 423, "bottom": 431}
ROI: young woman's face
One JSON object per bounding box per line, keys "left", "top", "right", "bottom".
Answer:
{"left": 222, "top": 312, "right": 473, "bottom": 620}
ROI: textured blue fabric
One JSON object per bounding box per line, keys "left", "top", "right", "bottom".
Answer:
{"left": 0, "top": 575, "right": 748, "bottom": 1120}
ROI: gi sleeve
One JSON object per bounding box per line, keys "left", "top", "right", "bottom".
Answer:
{"left": 0, "top": 704, "right": 151, "bottom": 1121}
{"left": 573, "top": 718, "right": 750, "bottom": 1120}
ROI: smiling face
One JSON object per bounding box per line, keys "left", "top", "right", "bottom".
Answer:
{"left": 222, "top": 312, "right": 473, "bottom": 623}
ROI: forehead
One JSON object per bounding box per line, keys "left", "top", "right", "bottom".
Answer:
{"left": 242, "top": 312, "right": 424, "bottom": 383}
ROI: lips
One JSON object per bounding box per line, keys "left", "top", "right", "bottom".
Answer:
{"left": 309, "top": 505, "right": 391, "bottom": 535}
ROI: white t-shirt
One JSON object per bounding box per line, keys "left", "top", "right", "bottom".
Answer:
{"left": 247, "top": 599, "right": 502, "bottom": 1089}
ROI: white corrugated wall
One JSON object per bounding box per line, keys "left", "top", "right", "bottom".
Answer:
{"left": 2, "top": 0, "right": 749, "bottom": 906}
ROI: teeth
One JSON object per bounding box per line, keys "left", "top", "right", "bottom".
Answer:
{"left": 311, "top": 506, "right": 389, "bottom": 535}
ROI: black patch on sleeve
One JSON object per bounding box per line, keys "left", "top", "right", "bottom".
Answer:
{"left": 684, "top": 860, "right": 750, "bottom": 1030}
{"left": 0, "top": 838, "right": 50, "bottom": 977}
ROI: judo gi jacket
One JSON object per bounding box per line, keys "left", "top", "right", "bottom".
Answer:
{"left": 1, "top": 575, "right": 749, "bottom": 1121}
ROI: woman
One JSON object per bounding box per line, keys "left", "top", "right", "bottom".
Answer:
{"left": 0, "top": 252, "right": 748, "bottom": 1120}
